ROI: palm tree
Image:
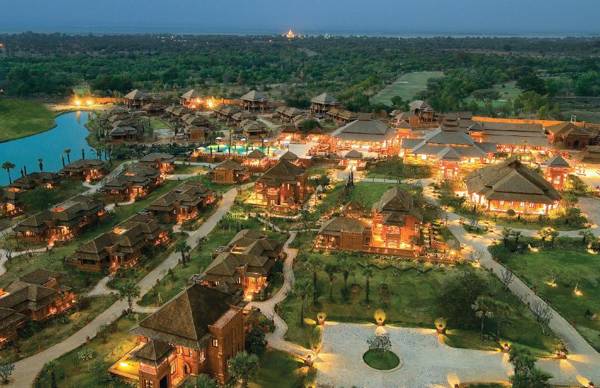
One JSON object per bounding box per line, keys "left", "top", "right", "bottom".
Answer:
{"left": 339, "top": 257, "right": 354, "bottom": 292}
{"left": 175, "top": 240, "right": 192, "bottom": 265}
{"left": 81, "top": 148, "right": 86, "bottom": 160}
{"left": 294, "top": 278, "right": 312, "bottom": 326}
{"left": 324, "top": 264, "right": 338, "bottom": 301}
{"left": 64, "top": 148, "right": 72, "bottom": 163}
{"left": 227, "top": 351, "right": 259, "bottom": 388}
{"left": 194, "top": 374, "right": 218, "bottom": 388}
{"left": 37, "top": 158, "right": 44, "bottom": 172}
{"left": 1, "top": 162, "right": 15, "bottom": 184}
{"left": 116, "top": 280, "right": 140, "bottom": 313}
{"left": 472, "top": 296, "right": 494, "bottom": 340}
{"left": 362, "top": 266, "right": 374, "bottom": 304}
{"left": 304, "top": 255, "right": 322, "bottom": 305}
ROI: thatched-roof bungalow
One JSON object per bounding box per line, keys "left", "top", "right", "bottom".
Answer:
{"left": 310, "top": 93, "right": 339, "bottom": 114}
{"left": 253, "top": 159, "right": 310, "bottom": 214}
{"left": 240, "top": 90, "right": 268, "bottom": 111}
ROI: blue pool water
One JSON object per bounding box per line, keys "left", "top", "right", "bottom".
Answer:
{"left": 0, "top": 111, "right": 97, "bottom": 186}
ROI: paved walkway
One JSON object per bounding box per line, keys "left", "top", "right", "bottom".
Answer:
{"left": 316, "top": 322, "right": 598, "bottom": 388}
{"left": 249, "top": 232, "right": 312, "bottom": 358}
{"left": 7, "top": 187, "right": 238, "bottom": 387}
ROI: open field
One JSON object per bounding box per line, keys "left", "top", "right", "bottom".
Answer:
{"left": 465, "top": 81, "right": 523, "bottom": 108}
{"left": 0, "top": 99, "right": 55, "bottom": 142}
{"left": 370, "top": 71, "right": 444, "bottom": 106}
{"left": 492, "top": 238, "right": 600, "bottom": 351}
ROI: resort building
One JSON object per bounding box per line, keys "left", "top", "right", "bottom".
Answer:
{"left": 274, "top": 106, "right": 304, "bottom": 123}
{"left": 10, "top": 172, "right": 59, "bottom": 191}
{"left": 239, "top": 120, "right": 269, "bottom": 142}
{"left": 148, "top": 181, "right": 217, "bottom": 224}
{"left": 211, "top": 160, "right": 250, "bottom": 184}
{"left": 139, "top": 153, "right": 176, "bottom": 175}
{"left": 59, "top": 159, "right": 107, "bottom": 183}
{"left": 327, "top": 107, "right": 357, "bottom": 125}
{"left": 408, "top": 100, "right": 437, "bottom": 128}
{"left": 71, "top": 212, "right": 168, "bottom": 273}
{"left": 0, "top": 189, "right": 22, "bottom": 217}
{"left": 338, "top": 149, "right": 367, "bottom": 171}
{"left": 543, "top": 155, "right": 571, "bottom": 190}
{"left": 214, "top": 105, "right": 240, "bottom": 123}
{"left": 0, "top": 269, "right": 76, "bottom": 346}
{"left": 330, "top": 116, "right": 399, "bottom": 155}
{"left": 310, "top": 93, "right": 339, "bottom": 115}
{"left": 200, "top": 229, "right": 284, "bottom": 299}
{"left": 124, "top": 89, "right": 149, "bottom": 109}
{"left": 109, "top": 126, "right": 144, "bottom": 142}
{"left": 231, "top": 112, "right": 256, "bottom": 127}
{"left": 253, "top": 159, "right": 310, "bottom": 214}
{"left": 401, "top": 127, "right": 496, "bottom": 179}
{"left": 180, "top": 89, "right": 202, "bottom": 107}
{"left": 465, "top": 158, "right": 561, "bottom": 214}
{"left": 243, "top": 149, "right": 271, "bottom": 172}
{"left": 240, "top": 90, "right": 268, "bottom": 112}
{"left": 316, "top": 187, "right": 423, "bottom": 256}
{"left": 546, "top": 122, "right": 598, "bottom": 150}
{"left": 14, "top": 196, "right": 105, "bottom": 244}
{"left": 114, "top": 285, "right": 245, "bottom": 386}
{"left": 468, "top": 121, "right": 549, "bottom": 153}
{"left": 576, "top": 145, "right": 600, "bottom": 165}
{"left": 101, "top": 164, "right": 162, "bottom": 201}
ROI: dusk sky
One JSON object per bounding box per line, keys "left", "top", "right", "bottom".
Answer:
{"left": 1, "top": 0, "right": 600, "bottom": 35}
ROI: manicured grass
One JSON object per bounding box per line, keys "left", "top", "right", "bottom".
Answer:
{"left": 465, "top": 81, "right": 523, "bottom": 109}
{"left": 280, "top": 240, "right": 556, "bottom": 355}
{"left": 0, "top": 99, "right": 55, "bottom": 142}
{"left": 362, "top": 349, "right": 400, "bottom": 370}
{"left": 19, "top": 180, "right": 87, "bottom": 214}
{"left": 149, "top": 117, "right": 170, "bottom": 130}
{"left": 366, "top": 158, "right": 432, "bottom": 180}
{"left": 35, "top": 315, "right": 139, "bottom": 388}
{"left": 249, "top": 350, "right": 315, "bottom": 388}
{"left": 491, "top": 238, "right": 600, "bottom": 351}
{"left": 370, "top": 71, "right": 444, "bottom": 106}
{"left": 0, "top": 295, "right": 116, "bottom": 363}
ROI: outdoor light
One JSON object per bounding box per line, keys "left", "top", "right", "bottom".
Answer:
{"left": 434, "top": 317, "right": 447, "bottom": 335}
{"left": 317, "top": 312, "right": 327, "bottom": 325}
{"left": 555, "top": 341, "right": 568, "bottom": 359}
{"left": 500, "top": 341, "right": 511, "bottom": 353}
{"left": 574, "top": 284, "right": 583, "bottom": 297}
{"left": 374, "top": 309, "right": 386, "bottom": 326}
{"left": 119, "top": 361, "right": 129, "bottom": 368}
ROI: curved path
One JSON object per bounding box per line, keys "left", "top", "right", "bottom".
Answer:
{"left": 249, "top": 232, "right": 312, "bottom": 358}
{"left": 7, "top": 187, "right": 238, "bottom": 387}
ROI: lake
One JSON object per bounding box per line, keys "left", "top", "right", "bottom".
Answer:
{"left": 0, "top": 111, "right": 97, "bottom": 186}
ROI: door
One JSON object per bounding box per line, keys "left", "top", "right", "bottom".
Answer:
{"left": 160, "top": 376, "right": 168, "bottom": 388}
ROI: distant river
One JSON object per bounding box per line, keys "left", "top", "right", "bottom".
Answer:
{"left": 0, "top": 111, "right": 96, "bottom": 186}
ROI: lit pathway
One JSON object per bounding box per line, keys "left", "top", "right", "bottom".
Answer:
{"left": 249, "top": 232, "right": 312, "bottom": 358}
{"left": 7, "top": 187, "right": 238, "bottom": 387}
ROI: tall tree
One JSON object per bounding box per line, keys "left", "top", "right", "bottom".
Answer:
{"left": 116, "top": 280, "right": 140, "bottom": 313}
{"left": 304, "top": 255, "right": 322, "bottom": 305}
{"left": 37, "top": 158, "right": 44, "bottom": 172}
{"left": 1, "top": 161, "right": 15, "bottom": 184}
{"left": 324, "top": 264, "right": 339, "bottom": 301}
{"left": 64, "top": 148, "right": 71, "bottom": 163}
{"left": 509, "top": 347, "right": 552, "bottom": 388}
{"left": 362, "top": 266, "right": 374, "bottom": 304}
{"left": 227, "top": 351, "right": 259, "bottom": 388}
{"left": 175, "top": 240, "right": 191, "bottom": 265}
{"left": 294, "top": 278, "right": 313, "bottom": 326}
{"left": 339, "top": 257, "right": 354, "bottom": 292}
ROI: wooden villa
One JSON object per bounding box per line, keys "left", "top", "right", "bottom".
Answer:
{"left": 253, "top": 159, "right": 310, "bottom": 214}
{"left": 274, "top": 106, "right": 304, "bottom": 123}
{"left": 546, "top": 122, "right": 598, "bottom": 150}
{"left": 10, "top": 172, "right": 59, "bottom": 192}
{"left": 214, "top": 105, "right": 240, "bottom": 123}
{"left": 465, "top": 158, "right": 561, "bottom": 215}
{"left": 148, "top": 181, "right": 217, "bottom": 224}
{"left": 338, "top": 149, "right": 367, "bottom": 170}
{"left": 310, "top": 92, "right": 339, "bottom": 114}
{"left": 124, "top": 89, "right": 149, "bottom": 109}
{"left": 14, "top": 196, "right": 105, "bottom": 244}
{"left": 180, "top": 89, "right": 202, "bottom": 107}
{"left": 408, "top": 100, "right": 437, "bottom": 128}
{"left": 316, "top": 187, "right": 423, "bottom": 256}
{"left": 200, "top": 229, "right": 284, "bottom": 299}
{"left": 114, "top": 285, "right": 245, "bottom": 386}
{"left": 240, "top": 90, "right": 268, "bottom": 112}
{"left": 576, "top": 145, "right": 600, "bottom": 165}
{"left": 327, "top": 107, "right": 357, "bottom": 125}
{"left": 71, "top": 212, "right": 169, "bottom": 273}
{"left": 543, "top": 155, "right": 571, "bottom": 190}
{"left": 467, "top": 121, "right": 549, "bottom": 153}
{"left": 243, "top": 149, "right": 270, "bottom": 172}
{"left": 139, "top": 153, "right": 176, "bottom": 175}
{"left": 0, "top": 188, "right": 22, "bottom": 217}
{"left": 101, "top": 164, "right": 162, "bottom": 202}
{"left": 59, "top": 159, "right": 107, "bottom": 183}
{"left": 0, "top": 269, "right": 76, "bottom": 346}
{"left": 211, "top": 160, "right": 250, "bottom": 184}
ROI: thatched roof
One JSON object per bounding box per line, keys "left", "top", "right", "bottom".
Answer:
{"left": 466, "top": 158, "right": 561, "bottom": 204}
{"left": 372, "top": 187, "right": 421, "bottom": 224}
{"left": 124, "top": 89, "right": 147, "bottom": 100}
{"left": 345, "top": 149, "right": 363, "bottom": 159}
{"left": 131, "top": 285, "right": 236, "bottom": 349}
{"left": 319, "top": 216, "right": 367, "bottom": 235}
{"left": 246, "top": 149, "right": 266, "bottom": 159}
{"left": 258, "top": 159, "right": 305, "bottom": 186}
{"left": 240, "top": 90, "right": 268, "bottom": 102}
{"left": 545, "top": 155, "right": 570, "bottom": 168}
{"left": 332, "top": 118, "right": 396, "bottom": 142}
{"left": 279, "top": 151, "right": 298, "bottom": 161}
{"left": 181, "top": 89, "right": 201, "bottom": 100}
{"left": 311, "top": 93, "right": 338, "bottom": 105}
{"left": 214, "top": 159, "right": 246, "bottom": 171}
{"left": 576, "top": 145, "right": 600, "bottom": 164}
{"left": 402, "top": 127, "right": 496, "bottom": 160}
{"left": 133, "top": 340, "right": 173, "bottom": 366}
{"left": 409, "top": 100, "right": 433, "bottom": 113}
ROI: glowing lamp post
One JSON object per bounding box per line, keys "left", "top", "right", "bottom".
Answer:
{"left": 374, "top": 309, "right": 386, "bottom": 326}
{"left": 555, "top": 341, "right": 568, "bottom": 359}
{"left": 434, "top": 318, "right": 447, "bottom": 335}
{"left": 500, "top": 341, "right": 511, "bottom": 353}
{"left": 317, "top": 312, "right": 327, "bottom": 326}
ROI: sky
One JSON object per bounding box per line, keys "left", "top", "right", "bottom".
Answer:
{"left": 1, "top": 0, "right": 600, "bottom": 36}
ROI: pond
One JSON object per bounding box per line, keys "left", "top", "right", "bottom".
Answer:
{"left": 0, "top": 111, "right": 97, "bottom": 186}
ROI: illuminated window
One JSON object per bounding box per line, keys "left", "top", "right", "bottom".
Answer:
{"left": 212, "top": 338, "right": 219, "bottom": 347}
{"left": 170, "top": 362, "right": 176, "bottom": 374}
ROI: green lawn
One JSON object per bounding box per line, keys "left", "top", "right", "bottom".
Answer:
{"left": 491, "top": 238, "right": 600, "bottom": 351}
{"left": 149, "top": 117, "right": 170, "bottom": 130}
{"left": 249, "top": 350, "right": 315, "bottom": 388}
{"left": 35, "top": 315, "right": 139, "bottom": 388}
{"left": 19, "top": 181, "right": 87, "bottom": 214}
{"left": 370, "top": 71, "right": 444, "bottom": 106}
{"left": 362, "top": 349, "right": 400, "bottom": 370}
{"left": 280, "top": 240, "right": 556, "bottom": 356}
{"left": 0, "top": 99, "right": 56, "bottom": 142}
{"left": 0, "top": 180, "right": 181, "bottom": 293}
{"left": 465, "top": 81, "right": 523, "bottom": 109}
{"left": 366, "top": 158, "right": 432, "bottom": 180}
{"left": 0, "top": 295, "right": 116, "bottom": 363}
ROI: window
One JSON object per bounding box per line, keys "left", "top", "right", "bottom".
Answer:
{"left": 170, "top": 362, "right": 176, "bottom": 375}
{"left": 212, "top": 338, "right": 219, "bottom": 347}
{"left": 144, "top": 380, "right": 154, "bottom": 388}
